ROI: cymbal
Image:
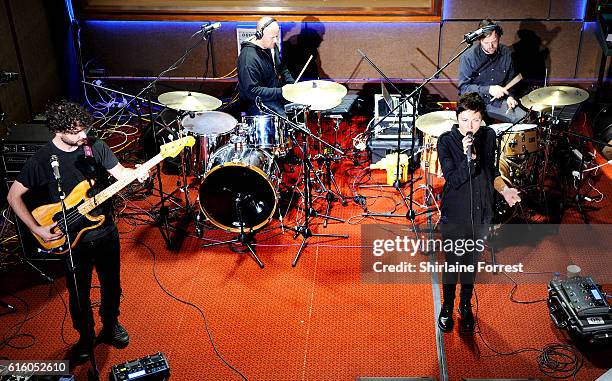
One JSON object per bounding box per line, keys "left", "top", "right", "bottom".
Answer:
{"left": 282, "top": 80, "right": 347, "bottom": 111}
{"left": 415, "top": 110, "right": 485, "bottom": 137}
{"left": 158, "top": 91, "right": 222, "bottom": 112}
{"left": 181, "top": 111, "right": 237, "bottom": 136}
{"left": 520, "top": 94, "right": 550, "bottom": 112}
{"left": 525, "top": 86, "right": 589, "bottom": 107}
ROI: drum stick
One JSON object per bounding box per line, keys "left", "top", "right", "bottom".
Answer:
{"left": 295, "top": 55, "right": 313, "bottom": 83}
{"left": 503, "top": 73, "right": 523, "bottom": 92}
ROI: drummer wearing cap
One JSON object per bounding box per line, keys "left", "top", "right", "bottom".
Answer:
{"left": 237, "top": 17, "right": 295, "bottom": 116}
{"left": 436, "top": 93, "right": 521, "bottom": 334}
{"left": 458, "top": 19, "right": 527, "bottom": 123}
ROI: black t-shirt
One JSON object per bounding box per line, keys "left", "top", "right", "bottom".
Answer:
{"left": 16, "top": 138, "right": 120, "bottom": 242}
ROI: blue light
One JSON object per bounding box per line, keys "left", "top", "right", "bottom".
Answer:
{"left": 64, "top": 0, "right": 75, "bottom": 22}
{"left": 576, "top": 0, "right": 587, "bottom": 20}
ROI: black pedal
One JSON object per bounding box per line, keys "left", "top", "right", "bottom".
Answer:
{"left": 110, "top": 352, "right": 170, "bottom": 381}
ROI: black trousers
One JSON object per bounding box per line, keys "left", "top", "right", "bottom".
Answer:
{"left": 64, "top": 227, "right": 121, "bottom": 340}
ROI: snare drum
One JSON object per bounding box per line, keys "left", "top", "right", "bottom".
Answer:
{"left": 199, "top": 144, "right": 280, "bottom": 233}
{"left": 242, "top": 115, "right": 289, "bottom": 156}
{"left": 491, "top": 123, "right": 539, "bottom": 157}
{"left": 181, "top": 111, "right": 238, "bottom": 175}
{"left": 421, "top": 134, "right": 443, "bottom": 177}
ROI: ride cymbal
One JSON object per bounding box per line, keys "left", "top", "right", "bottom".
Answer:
{"left": 158, "top": 91, "right": 222, "bottom": 112}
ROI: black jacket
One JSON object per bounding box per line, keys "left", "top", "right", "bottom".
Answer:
{"left": 237, "top": 41, "right": 294, "bottom": 116}
{"left": 437, "top": 125, "right": 500, "bottom": 226}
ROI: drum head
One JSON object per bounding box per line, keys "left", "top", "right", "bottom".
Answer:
{"left": 199, "top": 162, "right": 277, "bottom": 233}
{"left": 182, "top": 111, "right": 237, "bottom": 135}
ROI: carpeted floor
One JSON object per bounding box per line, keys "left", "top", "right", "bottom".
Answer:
{"left": 1, "top": 115, "right": 611, "bottom": 380}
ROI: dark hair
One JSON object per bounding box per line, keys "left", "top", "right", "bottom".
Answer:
{"left": 45, "top": 99, "right": 93, "bottom": 133}
{"left": 456, "top": 93, "right": 485, "bottom": 118}
{"left": 478, "top": 18, "right": 503, "bottom": 39}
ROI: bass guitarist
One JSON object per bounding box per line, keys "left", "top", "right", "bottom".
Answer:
{"left": 7, "top": 99, "right": 148, "bottom": 362}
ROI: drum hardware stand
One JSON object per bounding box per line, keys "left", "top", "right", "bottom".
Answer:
{"left": 200, "top": 193, "right": 264, "bottom": 268}
{"left": 315, "top": 153, "right": 349, "bottom": 227}
{"left": 357, "top": 49, "right": 443, "bottom": 224}
{"left": 255, "top": 98, "right": 349, "bottom": 266}
{"left": 555, "top": 129, "right": 611, "bottom": 224}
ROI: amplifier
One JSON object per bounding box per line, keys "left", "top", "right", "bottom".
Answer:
{"left": 1, "top": 122, "right": 52, "bottom": 181}
{"left": 110, "top": 352, "right": 170, "bottom": 381}
{"left": 548, "top": 276, "right": 612, "bottom": 345}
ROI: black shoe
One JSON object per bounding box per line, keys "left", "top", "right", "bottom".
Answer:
{"left": 437, "top": 304, "right": 454, "bottom": 332}
{"left": 458, "top": 302, "right": 475, "bottom": 333}
{"left": 99, "top": 323, "right": 130, "bottom": 348}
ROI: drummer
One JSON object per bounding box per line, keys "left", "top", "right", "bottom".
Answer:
{"left": 458, "top": 19, "right": 527, "bottom": 123}
{"left": 237, "top": 17, "right": 295, "bottom": 117}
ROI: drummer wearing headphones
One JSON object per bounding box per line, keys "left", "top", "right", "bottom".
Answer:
{"left": 458, "top": 19, "right": 527, "bottom": 123}
{"left": 237, "top": 16, "right": 295, "bottom": 116}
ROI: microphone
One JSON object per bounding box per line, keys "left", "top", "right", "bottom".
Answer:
{"left": 255, "top": 96, "right": 263, "bottom": 111}
{"left": 50, "top": 155, "right": 61, "bottom": 181}
{"left": 0, "top": 71, "right": 19, "bottom": 84}
{"left": 466, "top": 132, "right": 473, "bottom": 162}
{"left": 463, "top": 24, "right": 496, "bottom": 43}
{"left": 201, "top": 22, "right": 221, "bottom": 34}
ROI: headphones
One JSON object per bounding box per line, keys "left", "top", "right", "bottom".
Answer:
{"left": 479, "top": 19, "right": 503, "bottom": 37}
{"left": 255, "top": 18, "right": 277, "bottom": 40}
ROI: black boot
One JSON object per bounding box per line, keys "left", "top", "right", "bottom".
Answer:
{"left": 437, "top": 303, "right": 454, "bottom": 332}
{"left": 458, "top": 300, "right": 475, "bottom": 333}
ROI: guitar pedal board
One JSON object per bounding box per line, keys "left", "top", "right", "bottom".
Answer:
{"left": 110, "top": 352, "right": 170, "bottom": 381}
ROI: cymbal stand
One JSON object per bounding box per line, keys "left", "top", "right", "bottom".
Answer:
{"left": 256, "top": 98, "right": 348, "bottom": 267}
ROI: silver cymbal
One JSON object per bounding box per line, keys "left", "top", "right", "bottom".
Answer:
{"left": 158, "top": 91, "right": 222, "bottom": 112}
{"left": 181, "top": 111, "right": 237, "bottom": 135}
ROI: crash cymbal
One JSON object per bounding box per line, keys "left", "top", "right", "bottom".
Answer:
{"left": 526, "top": 86, "right": 589, "bottom": 107}
{"left": 520, "top": 94, "right": 550, "bottom": 112}
{"left": 415, "top": 110, "right": 485, "bottom": 137}
{"left": 181, "top": 111, "right": 237, "bottom": 135}
{"left": 282, "top": 80, "right": 347, "bottom": 111}
{"left": 158, "top": 91, "right": 222, "bottom": 112}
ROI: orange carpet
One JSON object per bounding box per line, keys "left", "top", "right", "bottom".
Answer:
{"left": 1, "top": 114, "right": 611, "bottom": 380}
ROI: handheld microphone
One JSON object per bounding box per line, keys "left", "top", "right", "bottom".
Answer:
{"left": 201, "top": 22, "right": 221, "bottom": 34}
{"left": 463, "top": 24, "right": 496, "bottom": 43}
{"left": 50, "top": 155, "right": 61, "bottom": 181}
{"left": 466, "top": 132, "right": 474, "bottom": 162}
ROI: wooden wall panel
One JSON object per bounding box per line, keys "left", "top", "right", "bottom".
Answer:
{"left": 81, "top": 21, "right": 441, "bottom": 82}
{"left": 442, "top": 0, "right": 550, "bottom": 20}
{"left": 576, "top": 21, "right": 611, "bottom": 81}
{"left": 0, "top": 1, "right": 30, "bottom": 128}
{"left": 549, "top": 0, "right": 586, "bottom": 20}
{"left": 439, "top": 21, "right": 583, "bottom": 82}
{"left": 8, "top": 0, "right": 65, "bottom": 115}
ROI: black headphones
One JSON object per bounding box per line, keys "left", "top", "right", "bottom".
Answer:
{"left": 479, "top": 19, "right": 503, "bottom": 38}
{"left": 255, "top": 18, "right": 277, "bottom": 40}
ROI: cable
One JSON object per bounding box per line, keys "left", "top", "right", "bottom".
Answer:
{"left": 125, "top": 238, "right": 249, "bottom": 381}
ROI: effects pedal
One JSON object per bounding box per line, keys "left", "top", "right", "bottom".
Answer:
{"left": 110, "top": 352, "right": 170, "bottom": 381}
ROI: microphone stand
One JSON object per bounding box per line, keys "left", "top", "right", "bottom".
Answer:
{"left": 357, "top": 49, "right": 445, "bottom": 223}
{"left": 54, "top": 174, "right": 99, "bottom": 380}
{"left": 256, "top": 99, "right": 348, "bottom": 267}
{"left": 84, "top": 28, "right": 215, "bottom": 249}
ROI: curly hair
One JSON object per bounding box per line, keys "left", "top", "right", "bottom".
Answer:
{"left": 456, "top": 92, "right": 485, "bottom": 118}
{"left": 45, "top": 99, "right": 93, "bottom": 133}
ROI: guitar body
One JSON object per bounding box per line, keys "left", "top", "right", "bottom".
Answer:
{"left": 31, "top": 180, "right": 105, "bottom": 255}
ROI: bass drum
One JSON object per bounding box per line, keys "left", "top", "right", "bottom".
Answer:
{"left": 199, "top": 144, "right": 280, "bottom": 233}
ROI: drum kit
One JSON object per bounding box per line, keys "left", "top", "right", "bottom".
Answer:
{"left": 155, "top": 80, "right": 348, "bottom": 267}
{"left": 415, "top": 85, "right": 591, "bottom": 222}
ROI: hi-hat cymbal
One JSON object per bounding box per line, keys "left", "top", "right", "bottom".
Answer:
{"left": 520, "top": 94, "right": 550, "bottom": 112}
{"left": 415, "top": 110, "right": 485, "bottom": 137}
{"left": 526, "top": 86, "right": 589, "bottom": 107}
{"left": 282, "top": 80, "right": 347, "bottom": 111}
{"left": 158, "top": 91, "right": 222, "bottom": 112}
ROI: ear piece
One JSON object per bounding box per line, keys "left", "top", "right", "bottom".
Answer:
{"left": 255, "top": 18, "right": 276, "bottom": 40}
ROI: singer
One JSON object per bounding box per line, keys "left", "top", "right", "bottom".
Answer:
{"left": 237, "top": 16, "right": 295, "bottom": 116}
{"left": 436, "top": 93, "right": 521, "bottom": 334}
{"left": 458, "top": 19, "right": 527, "bottom": 123}
{"left": 6, "top": 100, "right": 149, "bottom": 362}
